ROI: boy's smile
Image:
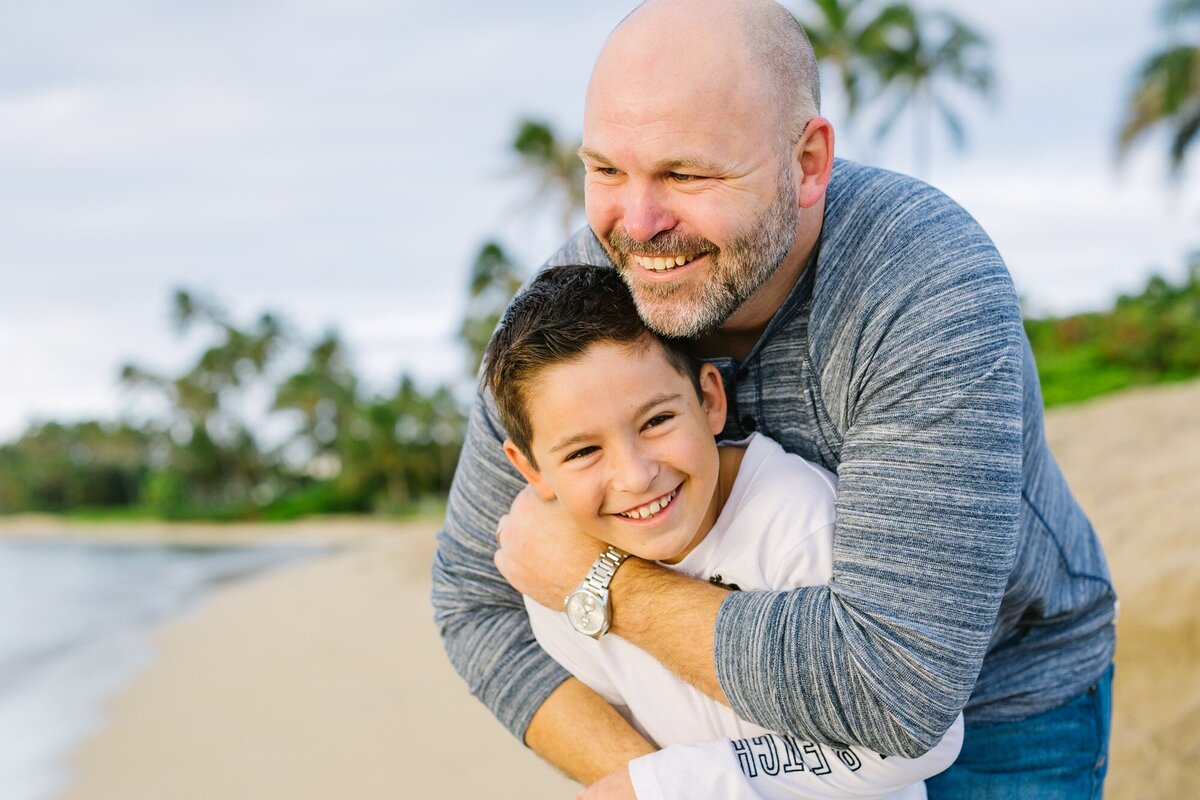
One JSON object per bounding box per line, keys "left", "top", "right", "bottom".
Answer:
{"left": 504, "top": 338, "right": 728, "bottom": 565}
{"left": 615, "top": 485, "right": 679, "bottom": 520}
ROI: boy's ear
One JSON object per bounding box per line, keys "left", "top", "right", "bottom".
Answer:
{"left": 502, "top": 439, "right": 557, "bottom": 501}
{"left": 697, "top": 363, "right": 727, "bottom": 436}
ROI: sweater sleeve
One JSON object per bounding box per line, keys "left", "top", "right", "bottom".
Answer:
{"left": 714, "top": 213, "right": 1026, "bottom": 758}
{"left": 629, "top": 714, "right": 962, "bottom": 800}
{"left": 430, "top": 388, "right": 570, "bottom": 740}
{"left": 429, "top": 227, "right": 612, "bottom": 741}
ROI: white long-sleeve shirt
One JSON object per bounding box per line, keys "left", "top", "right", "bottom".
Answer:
{"left": 527, "top": 434, "right": 963, "bottom": 799}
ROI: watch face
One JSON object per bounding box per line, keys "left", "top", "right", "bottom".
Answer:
{"left": 566, "top": 589, "right": 606, "bottom": 636}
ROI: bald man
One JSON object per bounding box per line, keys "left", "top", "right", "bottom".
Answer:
{"left": 432, "top": 2, "right": 1116, "bottom": 798}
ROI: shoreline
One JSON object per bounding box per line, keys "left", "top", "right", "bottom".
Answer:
{"left": 0, "top": 513, "right": 415, "bottom": 547}
{"left": 40, "top": 516, "right": 577, "bottom": 800}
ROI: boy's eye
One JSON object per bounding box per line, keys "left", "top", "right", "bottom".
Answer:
{"left": 566, "top": 445, "right": 598, "bottom": 461}
{"left": 643, "top": 413, "right": 674, "bottom": 430}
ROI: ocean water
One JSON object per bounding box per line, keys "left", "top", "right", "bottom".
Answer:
{"left": 0, "top": 537, "right": 322, "bottom": 800}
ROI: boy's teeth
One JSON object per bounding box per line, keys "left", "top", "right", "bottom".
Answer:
{"left": 621, "top": 489, "right": 676, "bottom": 519}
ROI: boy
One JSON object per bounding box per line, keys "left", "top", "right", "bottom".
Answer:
{"left": 482, "top": 265, "right": 962, "bottom": 799}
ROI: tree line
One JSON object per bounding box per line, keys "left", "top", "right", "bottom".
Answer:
{"left": 1, "top": 0, "right": 1195, "bottom": 519}
{"left": 0, "top": 289, "right": 465, "bottom": 519}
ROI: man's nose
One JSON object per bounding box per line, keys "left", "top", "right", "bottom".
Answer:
{"left": 621, "top": 181, "right": 676, "bottom": 243}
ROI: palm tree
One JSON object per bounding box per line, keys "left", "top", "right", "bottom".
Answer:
{"left": 1118, "top": 0, "right": 1200, "bottom": 177}
{"left": 797, "top": 0, "right": 915, "bottom": 121}
{"left": 120, "top": 288, "right": 288, "bottom": 512}
{"left": 273, "top": 331, "right": 359, "bottom": 474}
{"left": 869, "top": 6, "right": 993, "bottom": 176}
{"left": 512, "top": 118, "right": 585, "bottom": 238}
{"left": 459, "top": 240, "right": 525, "bottom": 374}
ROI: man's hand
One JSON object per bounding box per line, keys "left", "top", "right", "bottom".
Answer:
{"left": 494, "top": 484, "right": 607, "bottom": 609}
{"left": 577, "top": 767, "right": 637, "bottom": 800}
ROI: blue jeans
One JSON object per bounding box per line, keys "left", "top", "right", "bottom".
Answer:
{"left": 925, "top": 665, "right": 1113, "bottom": 799}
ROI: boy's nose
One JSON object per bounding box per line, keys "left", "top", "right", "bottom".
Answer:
{"left": 610, "top": 446, "right": 658, "bottom": 495}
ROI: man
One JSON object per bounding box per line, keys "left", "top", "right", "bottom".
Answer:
{"left": 432, "top": 1, "right": 1116, "bottom": 797}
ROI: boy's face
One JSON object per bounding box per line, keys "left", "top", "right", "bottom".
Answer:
{"left": 504, "top": 339, "right": 726, "bottom": 564}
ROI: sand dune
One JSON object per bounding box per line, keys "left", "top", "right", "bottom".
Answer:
{"left": 37, "top": 379, "right": 1200, "bottom": 799}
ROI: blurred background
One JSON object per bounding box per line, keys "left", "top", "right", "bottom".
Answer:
{"left": 0, "top": 1, "right": 1197, "bottom": 799}
{"left": 2, "top": 0, "right": 1198, "bottom": 520}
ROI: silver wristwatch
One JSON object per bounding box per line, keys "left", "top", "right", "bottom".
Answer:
{"left": 564, "top": 546, "right": 630, "bottom": 639}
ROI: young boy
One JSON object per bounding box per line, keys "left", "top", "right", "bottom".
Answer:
{"left": 482, "top": 265, "right": 962, "bottom": 800}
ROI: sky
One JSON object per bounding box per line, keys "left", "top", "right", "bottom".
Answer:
{"left": 1, "top": 0, "right": 1197, "bottom": 442}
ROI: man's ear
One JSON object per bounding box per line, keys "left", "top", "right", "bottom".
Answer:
{"left": 697, "top": 363, "right": 728, "bottom": 436}
{"left": 793, "top": 116, "right": 834, "bottom": 209}
{"left": 503, "top": 439, "right": 557, "bottom": 501}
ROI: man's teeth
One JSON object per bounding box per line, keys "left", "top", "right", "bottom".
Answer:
{"left": 619, "top": 489, "right": 677, "bottom": 519}
{"left": 632, "top": 254, "right": 698, "bottom": 272}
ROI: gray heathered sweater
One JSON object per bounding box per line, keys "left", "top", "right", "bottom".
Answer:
{"left": 431, "top": 159, "right": 1116, "bottom": 759}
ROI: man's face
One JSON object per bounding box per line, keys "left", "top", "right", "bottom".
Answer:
{"left": 506, "top": 340, "right": 726, "bottom": 564}
{"left": 581, "top": 56, "right": 800, "bottom": 338}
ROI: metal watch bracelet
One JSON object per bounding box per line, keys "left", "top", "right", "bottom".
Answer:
{"left": 582, "top": 545, "right": 628, "bottom": 592}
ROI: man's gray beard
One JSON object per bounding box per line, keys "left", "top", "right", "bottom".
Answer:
{"left": 604, "top": 163, "right": 798, "bottom": 338}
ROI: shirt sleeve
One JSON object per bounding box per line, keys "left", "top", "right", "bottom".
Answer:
{"left": 629, "top": 714, "right": 963, "bottom": 800}
{"left": 714, "top": 210, "right": 1026, "bottom": 758}
{"left": 430, "top": 388, "right": 570, "bottom": 740}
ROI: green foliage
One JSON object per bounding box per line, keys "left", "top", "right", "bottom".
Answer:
{"left": 0, "top": 288, "right": 465, "bottom": 520}
{"left": 0, "top": 421, "right": 150, "bottom": 514}
{"left": 794, "top": 0, "right": 993, "bottom": 172}
{"left": 459, "top": 241, "right": 525, "bottom": 374}
{"left": 1027, "top": 263, "right": 1200, "bottom": 406}
{"left": 511, "top": 119, "right": 584, "bottom": 237}
{"left": 1119, "top": 0, "right": 1200, "bottom": 174}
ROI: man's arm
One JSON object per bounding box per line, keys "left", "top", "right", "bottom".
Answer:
{"left": 501, "top": 215, "right": 1026, "bottom": 759}
{"left": 706, "top": 230, "right": 1025, "bottom": 758}
{"left": 527, "top": 677, "right": 657, "bottom": 785}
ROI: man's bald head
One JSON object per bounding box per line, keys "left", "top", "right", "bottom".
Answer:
{"left": 599, "top": 0, "right": 820, "bottom": 144}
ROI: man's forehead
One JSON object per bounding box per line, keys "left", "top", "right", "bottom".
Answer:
{"left": 584, "top": 36, "right": 771, "bottom": 148}
{"left": 581, "top": 91, "right": 774, "bottom": 172}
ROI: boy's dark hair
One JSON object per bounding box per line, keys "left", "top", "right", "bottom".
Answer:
{"left": 482, "top": 264, "right": 702, "bottom": 466}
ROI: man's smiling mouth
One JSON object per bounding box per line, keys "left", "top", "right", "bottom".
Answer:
{"left": 617, "top": 487, "right": 679, "bottom": 519}
{"left": 632, "top": 254, "right": 701, "bottom": 272}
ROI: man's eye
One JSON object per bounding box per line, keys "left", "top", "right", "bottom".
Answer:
{"left": 670, "top": 172, "right": 699, "bottom": 183}
{"left": 593, "top": 166, "right": 620, "bottom": 177}
{"left": 566, "top": 446, "right": 598, "bottom": 461}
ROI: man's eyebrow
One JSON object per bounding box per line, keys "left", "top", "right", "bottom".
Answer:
{"left": 547, "top": 393, "right": 683, "bottom": 454}
{"left": 577, "top": 146, "right": 613, "bottom": 165}
{"left": 656, "top": 157, "right": 723, "bottom": 174}
{"left": 577, "top": 148, "right": 724, "bottom": 175}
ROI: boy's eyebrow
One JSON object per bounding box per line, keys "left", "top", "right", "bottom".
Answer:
{"left": 632, "top": 393, "right": 683, "bottom": 418}
{"left": 547, "top": 393, "right": 683, "bottom": 455}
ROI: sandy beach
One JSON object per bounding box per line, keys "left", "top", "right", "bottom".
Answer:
{"left": 8, "top": 379, "right": 1198, "bottom": 799}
